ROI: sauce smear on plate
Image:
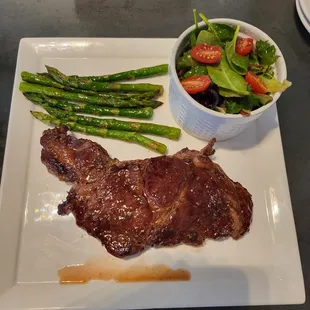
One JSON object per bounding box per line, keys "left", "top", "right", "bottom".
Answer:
{"left": 58, "top": 263, "right": 190, "bottom": 284}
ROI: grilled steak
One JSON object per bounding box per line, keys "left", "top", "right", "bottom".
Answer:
{"left": 40, "top": 126, "right": 253, "bottom": 258}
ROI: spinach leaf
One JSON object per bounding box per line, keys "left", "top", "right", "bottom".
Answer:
{"left": 190, "top": 32, "right": 197, "bottom": 48}
{"left": 194, "top": 23, "right": 235, "bottom": 46}
{"left": 219, "top": 88, "right": 243, "bottom": 97}
{"left": 207, "top": 54, "right": 249, "bottom": 95}
{"left": 225, "top": 25, "right": 249, "bottom": 75}
{"left": 213, "top": 23, "right": 235, "bottom": 42}
{"left": 256, "top": 40, "right": 280, "bottom": 66}
{"left": 196, "top": 30, "right": 219, "bottom": 45}
{"left": 199, "top": 13, "right": 222, "bottom": 45}
{"left": 260, "top": 74, "right": 292, "bottom": 93}
{"left": 193, "top": 8, "right": 199, "bottom": 29}
{"left": 190, "top": 9, "right": 199, "bottom": 48}
{"left": 177, "top": 51, "right": 197, "bottom": 71}
{"left": 184, "top": 65, "right": 208, "bottom": 78}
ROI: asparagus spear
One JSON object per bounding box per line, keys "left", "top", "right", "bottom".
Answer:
{"left": 21, "top": 72, "right": 64, "bottom": 88}
{"left": 37, "top": 72, "right": 158, "bottom": 99}
{"left": 24, "top": 93, "right": 153, "bottom": 119}
{"left": 75, "top": 64, "right": 169, "bottom": 82}
{"left": 45, "top": 107, "right": 181, "bottom": 140}
{"left": 64, "top": 88, "right": 157, "bottom": 100}
{"left": 46, "top": 66, "right": 164, "bottom": 94}
{"left": 19, "top": 82, "right": 162, "bottom": 108}
{"left": 31, "top": 111, "right": 167, "bottom": 154}
{"left": 37, "top": 72, "right": 52, "bottom": 78}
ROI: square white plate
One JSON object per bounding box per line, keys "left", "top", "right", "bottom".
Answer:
{"left": 0, "top": 38, "right": 305, "bottom": 309}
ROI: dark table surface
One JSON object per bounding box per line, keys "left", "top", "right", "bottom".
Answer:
{"left": 0, "top": 0, "right": 309, "bottom": 309}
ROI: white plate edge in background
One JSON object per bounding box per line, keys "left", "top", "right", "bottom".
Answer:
{"left": 297, "top": 0, "right": 310, "bottom": 33}
{"left": 299, "top": 0, "right": 310, "bottom": 23}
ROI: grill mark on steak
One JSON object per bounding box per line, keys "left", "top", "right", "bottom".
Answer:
{"left": 40, "top": 126, "right": 253, "bottom": 258}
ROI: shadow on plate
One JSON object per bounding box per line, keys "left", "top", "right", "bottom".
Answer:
{"left": 65, "top": 264, "right": 269, "bottom": 308}
{"left": 218, "top": 104, "right": 279, "bottom": 151}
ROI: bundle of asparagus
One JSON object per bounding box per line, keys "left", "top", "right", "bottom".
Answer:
{"left": 20, "top": 64, "right": 181, "bottom": 154}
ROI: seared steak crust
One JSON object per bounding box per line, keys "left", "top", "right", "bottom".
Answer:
{"left": 41, "top": 126, "right": 253, "bottom": 258}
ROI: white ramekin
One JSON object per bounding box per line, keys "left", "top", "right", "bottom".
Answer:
{"left": 169, "top": 19, "right": 287, "bottom": 141}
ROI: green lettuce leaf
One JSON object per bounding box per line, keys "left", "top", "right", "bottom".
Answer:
{"left": 260, "top": 75, "right": 292, "bottom": 93}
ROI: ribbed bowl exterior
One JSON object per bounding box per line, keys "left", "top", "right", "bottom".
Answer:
{"left": 169, "top": 75, "right": 262, "bottom": 141}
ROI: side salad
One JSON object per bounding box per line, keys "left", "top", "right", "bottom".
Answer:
{"left": 176, "top": 10, "right": 291, "bottom": 115}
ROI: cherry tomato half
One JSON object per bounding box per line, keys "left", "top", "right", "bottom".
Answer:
{"left": 190, "top": 44, "right": 222, "bottom": 64}
{"left": 245, "top": 72, "right": 267, "bottom": 94}
{"left": 235, "top": 38, "right": 254, "bottom": 56}
{"left": 181, "top": 75, "right": 211, "bottom": 94}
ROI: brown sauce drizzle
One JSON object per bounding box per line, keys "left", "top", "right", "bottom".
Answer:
{"left": 58, "top": 263, "right": 190, "bottom": 284}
